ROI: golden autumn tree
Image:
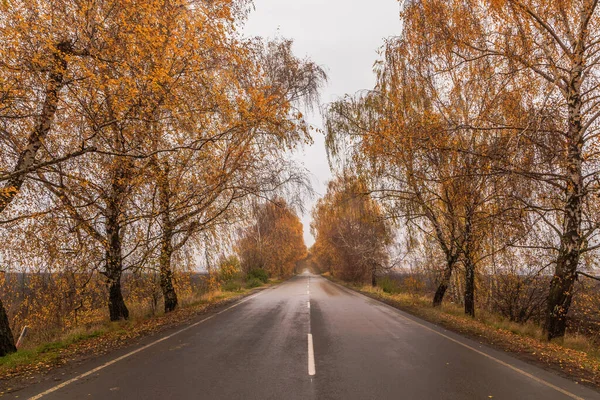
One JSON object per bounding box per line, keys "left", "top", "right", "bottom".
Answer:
{"left": 32, "top": 0, "right": 244, "bottom": 322}
{"left": 142, "top": 38, "right": 324, "bottom": 312}
{"left": 0, "top": 0, "right": 99, "bottom": 212}
{"left": 311, "top": 174, "right": 394, "bottom": 285}
{"left": 325, "top": 18, "right": 529, "bottom": 316}
{"left": 236, "top": 198, "right": 307, "bottom": 278}
{"left": 0, "top": 0, "right": 325, "bottom": 357}
{"left": 38, "top": 5, "right": 324, "bottom": 317}
{"left": 401, "top": 0, "right": 600, "bottom": 339}
{"left": 0, "top": 0, "right": 128, "bottom": 356}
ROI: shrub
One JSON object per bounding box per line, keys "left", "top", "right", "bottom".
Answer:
{"left": 222, "top": 280, "right": 243, "bottom": 292}
{"left": 378, "top": 276, "right": 401, "bottom": 294}
{"left": 245, "top": 278, "right": 263, "bottom": 289}
{"left": 247, "top": 268, "right": 269, "bottom": 283}
{"left": 206, "top": 273, "right": 221, "bottom": 292}
{"left": 218, "top": 256, "right": 241, "bottom": 283}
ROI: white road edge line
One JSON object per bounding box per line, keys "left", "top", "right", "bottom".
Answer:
{"left": 307, "top": 333, "right": 316, "bottom": 376}
{"left": 28, "top": 289, "right": 269, "bottom": 400}
{"left": 408, "top": 321, "right": 585, "bottom": 400}
{"left": 307, "top": 301, "right": 310, "bottom": 309}
{"left": 329, "top": 280, "right": 585, "bottom": 400}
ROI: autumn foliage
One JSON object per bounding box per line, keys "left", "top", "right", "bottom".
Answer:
{"left": 236, "top": 199, "right": 307, "bottom": 279}
{"left": 311, "top": 174, "right": 394, "bottom": 284}
{"left": 324, "top": 0, "right": 600, "bottom": 341}
{"left": 0, "top": 0, "right": 324, "bottom": 356}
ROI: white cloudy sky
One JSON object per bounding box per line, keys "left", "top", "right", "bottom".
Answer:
{"left": 244, "top": 0, "right": 402, "bottom": 246}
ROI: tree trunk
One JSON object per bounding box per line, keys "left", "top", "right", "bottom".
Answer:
{"left": 0, "top": 297, "right": 16, "bottom": 357}
{"left": 159, "top": 231, "right": 178, "bottom": 313}
{"left": 545, "top": 67, "right": 584, "bottom": 340}
{"left": 462, "top": 203, "right": 476, "bottom": 318}
{"left": 157, "top": 161, "right": 178, "bottom": 313}
{"left": 160, "top": 255, "right": 178, "bottom": 313}
{"left": 105, "top": 237, "right": 129, "bottom": 321}
{"left": 105, "top": 168, "right": 129, "bottom": 321}
{"left": 106, "top": 252, "right": 129, "bottom": 321}
{"left": 433, "top": 255, "right": 456, "bottom": 307}
{"left": 371, "top": 266, "right": 377, "bottom": 287}
{"left": 160, "top": 269, "right": 179, "bottom": 313}
{"left": 464, "top": 256, "right": 475, "bottom": 317}
{"left": 106, "top": 236, "right": 128, "bottom": 321}
{"left": 108, "top": 274, "right": 129, "bottom": 321}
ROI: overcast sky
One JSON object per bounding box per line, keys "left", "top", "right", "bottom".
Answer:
{"left": 244, "top": 0, "right": 402, "bottom": 246}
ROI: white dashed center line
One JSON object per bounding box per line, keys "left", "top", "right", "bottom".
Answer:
{"left": 308, "top": 333, "right": 316, "bottom": 376}
{"left": 307, "top": 275, "right": 315, "bottom": 376}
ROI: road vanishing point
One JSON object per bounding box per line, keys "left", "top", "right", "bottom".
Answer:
{"left": 7, "top": 271, "right": 600, "bottom": 400}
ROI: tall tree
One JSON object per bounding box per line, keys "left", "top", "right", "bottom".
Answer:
{"left": 36, "top": 0, "right": 257, "bottom": 321}
{"left": 408, "top": 0, "right": 600, "bottom": 339}
{"left": 143, "top": 38, "right": 325, "bottom": 312}
{"left": 0, "top": 0, "right": 111, "bottom": 356}
{"left": 325, "top": 20, "right": 528, "bottom": 316}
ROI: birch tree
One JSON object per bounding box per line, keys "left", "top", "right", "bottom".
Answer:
{"left": 409, "top": 0, "right": 600, "bottom": 339}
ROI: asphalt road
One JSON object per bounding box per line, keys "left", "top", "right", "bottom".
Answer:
{"left": 7, "top": 272, "right": 600, "bottom": 399}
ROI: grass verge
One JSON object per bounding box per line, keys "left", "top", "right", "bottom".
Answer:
{"left": 326, "top": 275, "right": 600, "bottom": 389}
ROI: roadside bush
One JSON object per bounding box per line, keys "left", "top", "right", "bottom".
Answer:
{"left": 245, "top": 278, "right": 263, "bottom": 289}
{"left": 222, "top": 280, "right": 243, "bottom": 292}
{"left": 247, "top": 268, "right": 269, "bottom": 284}
{"left": 218, "top": 256, "right": 241, "bottom": 284}
{"left": 402, "top": 275, "right": 426, "bottom": 299}
{"left": 206, "top": 273, "right": 221, "bottom": 292}
{"left": 378, "top": 276, "right": 401, "bottom": 294}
